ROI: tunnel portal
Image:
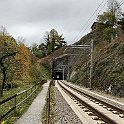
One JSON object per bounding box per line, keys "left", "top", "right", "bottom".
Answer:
{"left": 52, "top": 56, "right": 68, "bottom": 80}
{"left": 52, "top": 70, "right": 63, "bottom": 80}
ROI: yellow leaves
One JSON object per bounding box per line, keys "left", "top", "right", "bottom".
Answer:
{"left": 1, "top": 121, "right": 5, "bottom": 124}
{"left": 14, "top": 42, "right": 32, "bottom": 81}
{"left": 0, "top": 35, "right": 17, "bottom": 49}
{"left": 16, "top": 42, "right": 31, "bottom": 63}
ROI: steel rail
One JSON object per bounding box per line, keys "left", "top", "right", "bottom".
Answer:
{"left": 58, "top": 81, "right": 122, "bottom": 124}
{"left": 61, "top": 81, "right": 124, "bottom": 114}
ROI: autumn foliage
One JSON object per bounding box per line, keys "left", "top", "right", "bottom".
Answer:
{"left": 15, "top": 42, "right": 31, "bottom": 81}
{"left": 0, "top": 28, "right": 50, "bottom": 96}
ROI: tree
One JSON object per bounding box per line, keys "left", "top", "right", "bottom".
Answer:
{"left": 41, "top": 29, "right": 66, "bottom": 55}
{"left": 103, "top": 27, "right": 117, "bottom": 41}
{"left": 97, "top": 0, "right": 122, "bottom": 41}
{"left": 0, "top": 25, "right": 9, "bottom": 36}
{"left": 97, "top": 0, "right": 122, "bottom": 26}
{"left": 97, "top": 12, "right": 116, "bottom": 26}
{"left": 107, "top": 0, "right": 122, "bottom": 20}
{"left": 16, "top": 36, "right": 26, "bottom": 44}
{"left": 31, "top": 29, "right": 66, "bottom": 58}
{"left": 30, "top": 43, "right": 46, "bottom": 58}
{"left": 0, "top": 35, "right": 18, "bottom": 97}
{"left": 30, "top": 43, "right": 39, "bottom": 55}
{"left": 15, "top": 42, "right": 31, "bottom": 81}
{"left": 0, "top": 51, "right": 17, "bottom": 97}
{"left": 49, "top": 29, "right": 66, "bottom": 50}
{"left": 42, "top": 31, "right": 50, "bottom": 55}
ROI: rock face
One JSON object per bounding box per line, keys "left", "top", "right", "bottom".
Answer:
{"left": 69, "top": 28, "right": 124, "bottom": 97}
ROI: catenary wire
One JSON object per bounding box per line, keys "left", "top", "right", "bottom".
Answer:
{"left": 73, "top": 0, "right": 107, "bottom": 42}
{"left": 74, "top": 0, "right": 107, "bottom": 42}
{"left": 74, "top": 0, "right": 124, "bottom": 42}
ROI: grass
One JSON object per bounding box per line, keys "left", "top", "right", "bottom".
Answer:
{"left": 0, "top": 81, "right": 42, "bottom": 124}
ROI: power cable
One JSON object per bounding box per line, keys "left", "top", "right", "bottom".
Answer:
{"left": 119, "top": 0, "right": 124, "bottom": 4}
{"left": 75, "top": 0, "right": 107, "bottom": 42}
{"left": 73, "top": 0, "right": 107, "bottom": 42}
{"left": 119, "top": 0, "right": 124, "bottom": 6}
{"left": 83, "top": 1, "right": 107, "bottom": 32}
{"left": 73, "top": 0, "right": 124, "bottom": 42}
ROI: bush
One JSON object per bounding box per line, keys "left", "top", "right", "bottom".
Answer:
{"left": 103, "top": 27, "right": 117, "bottom": 42}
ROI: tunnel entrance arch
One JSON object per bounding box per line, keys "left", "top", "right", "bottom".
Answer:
{"left": 51, "top": 40, "right": 93, "bottom": 85}
{"left": 52, "top": 70, "right": 63, "bottom": 80}
{"left": 52, "top": 55, "right": 68, "bottom": 80}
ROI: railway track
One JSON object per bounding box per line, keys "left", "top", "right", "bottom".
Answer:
{"left": 57, "top": 80, "right": 124, "bottom": 124}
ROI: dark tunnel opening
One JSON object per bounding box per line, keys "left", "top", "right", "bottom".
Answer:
{"left": 52, "top": 71, "right": 63, "bottom": 80}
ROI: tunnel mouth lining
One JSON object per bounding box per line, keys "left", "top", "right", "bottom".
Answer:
{"left": 52, "top": 71, "right": 63, "bottom": 80}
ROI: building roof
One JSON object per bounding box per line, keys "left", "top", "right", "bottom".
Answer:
{"left": 91, "top": 22, "right": 108, "bottom": 30}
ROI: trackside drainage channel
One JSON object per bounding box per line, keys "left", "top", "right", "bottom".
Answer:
{"left": 42, "top": 80, "right": 54, "bottom": 124}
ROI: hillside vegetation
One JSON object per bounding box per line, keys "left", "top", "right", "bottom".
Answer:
{"left": 70, "top": 27, "right": 124, "bottom": 97}
{"left": 69, "top": 0, "right": 124, "bottom": 97}
{"left": 39, "top": 23, "right": 124, "bottom": 97}
{"left": 0, "top": 32, "right": 50, "bottom": 97}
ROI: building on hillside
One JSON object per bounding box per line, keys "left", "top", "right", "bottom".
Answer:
{"left": 91, "top": 22, "right": 108, "bottom": 31}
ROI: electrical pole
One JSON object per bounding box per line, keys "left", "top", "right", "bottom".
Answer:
{"left": 67, "top": 63, "right": 70, "bottom": 80}
{"left": 63, "top": 68, "right": 64, "bottom": 80}
{"left": 89, "top": 39, "right": 93, "bottom": 89}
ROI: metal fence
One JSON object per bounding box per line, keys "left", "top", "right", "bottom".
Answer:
{"left": 0, "top": 82, "right": 43, "bottom": 121}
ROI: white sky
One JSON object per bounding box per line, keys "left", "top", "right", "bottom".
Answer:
{"left": 0, "top": 0, "right": 123, "bottom": 46}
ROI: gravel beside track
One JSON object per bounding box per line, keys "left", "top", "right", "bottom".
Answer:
{"left": 54, "top": 87, "right": 82, "bottom": 124}
{"left": 15, "top": 81, "right": 50, "bottom": 124}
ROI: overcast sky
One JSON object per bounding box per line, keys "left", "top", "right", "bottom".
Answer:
{"left": 0, "top": 0, "right": 123, "bottom": 46}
